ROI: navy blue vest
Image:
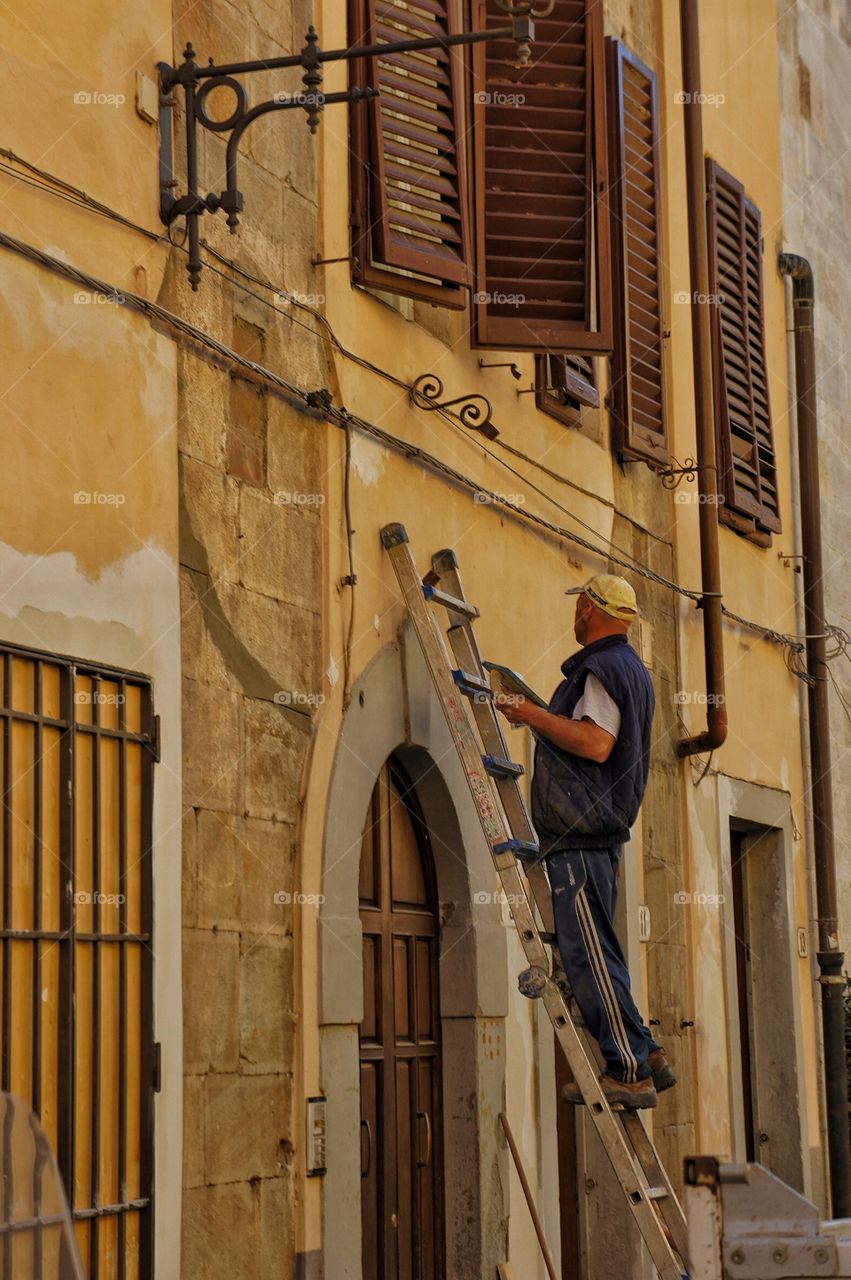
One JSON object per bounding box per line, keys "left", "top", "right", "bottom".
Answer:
{"left": 531, "top": 633, "right": 655, "bottom": 852}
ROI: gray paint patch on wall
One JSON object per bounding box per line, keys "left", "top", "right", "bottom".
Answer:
{"left": 295, "top": 1250, "right": 323, "bottom": 1280}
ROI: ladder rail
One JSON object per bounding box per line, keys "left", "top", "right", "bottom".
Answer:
{"left": 429, "top": 553, "right": 558, "bottom": 937}
{"left": 622, "top": 1110, "right": 692, "bottom": 1266}
{"left": 381, "top": 523, "right": 690, "bottom": 1280}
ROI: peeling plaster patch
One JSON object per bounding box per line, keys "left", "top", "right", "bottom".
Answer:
{"left": 0, "top": 263, "right": 76, "bottom": 350}
{"left": 140, "top": 334, "right": 178, "bottom": 422}
{"left": 0, "top": 540, "right": 177, "bottom": 636}
{"left": 327, "top": 654, "right": 340, "bottom": 686}
{"left": 350, "top": 432, "right": 385, "bottom": 485}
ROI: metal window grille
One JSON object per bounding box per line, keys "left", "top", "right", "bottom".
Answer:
{"left": 0, "top": 641, "right": 156, "bottom": 1279}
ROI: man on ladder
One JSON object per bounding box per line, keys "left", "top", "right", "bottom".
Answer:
{"left": 496, "top": 575, "right": 676, "bottom": 1110}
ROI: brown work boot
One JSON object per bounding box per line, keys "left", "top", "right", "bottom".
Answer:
{"left": 561, "top": 1074, "right": 658, "bottom": 1109}
{"left": 648, "top": 1049, "right": 677, "bottom": 1093}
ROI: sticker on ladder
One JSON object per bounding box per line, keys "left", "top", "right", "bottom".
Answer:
{"left": 466, "top": 770, "right": 504, "bottom": 842}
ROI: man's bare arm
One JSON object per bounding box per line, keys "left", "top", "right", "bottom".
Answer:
{"left": 496, "top": 696, "right": 616, "bottom": 764}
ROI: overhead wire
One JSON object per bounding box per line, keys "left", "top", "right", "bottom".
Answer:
{"left": 0, "top": 153, "right": 847, "bottom": 677}
{"left": 0, "top": 148, "right": 632, "bottom": 523}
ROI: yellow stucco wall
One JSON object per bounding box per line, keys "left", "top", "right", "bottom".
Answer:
{"left": 297, "top": 0, "right": 827, "bottom": 1269}
{"left": 0, "top": 5, "right": 183, "bottom": 1274}
{"left": 0, "top": 0, "right": 832, "bottom": 1273}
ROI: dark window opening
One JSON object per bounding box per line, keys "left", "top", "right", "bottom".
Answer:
{"left": 535, "top": 353, "right": 599, "bottom": 428}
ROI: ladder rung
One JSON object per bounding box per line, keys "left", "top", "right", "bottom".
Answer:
{"left": 540, "top": 931, "right": 557, "bottom": 945}
{"left": 451, "top": 669, "right": 492, "bottom": 698}
{"left": 482, "top": 754, "right": 525, "bottom": 779}
{"left": 645, "top": 1186, "right": 669, "bottom": 1201}
{"left": 422, "top": 583, "right": 480, "bottom": 619}
{"left": 493, "top": 839, "right": 540, "bottom": 861}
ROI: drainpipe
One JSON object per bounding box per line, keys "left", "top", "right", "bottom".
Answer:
{"left": 676, "top": 0, "right": 728, "bottom": 758}
{"left": 779, "top": 252, "right": 851, "bottom": 1218}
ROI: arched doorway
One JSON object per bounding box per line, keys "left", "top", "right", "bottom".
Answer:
{"left": 317, "top": 630, "right": 509, "bottom": 1280}
{"left": 358, "top": 758, "right": 445, "bottom": 1280}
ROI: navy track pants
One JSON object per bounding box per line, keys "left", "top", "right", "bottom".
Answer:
{"left": 547, "top": 847, "right": 660, "bottom": 1082}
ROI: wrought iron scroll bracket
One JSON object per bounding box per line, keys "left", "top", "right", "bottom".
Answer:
{"left": 409, "top": 374, "right": 497, "bottom": 439}
{"left": 158, "top": 4, "right": 552, "bottom": 288}
{"left": 658, "top": 456, "right": 699, "bottom": 490}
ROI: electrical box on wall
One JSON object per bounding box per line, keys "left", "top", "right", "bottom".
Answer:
{"left": 306, "top": 1096, "right": 327, "bottom": 1177}
{"left": 135, "top": 72, "right": 159, "bottom": 124}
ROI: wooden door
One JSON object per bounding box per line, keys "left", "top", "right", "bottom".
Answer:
{"left": 359, "top": 761, "right": 444, "bottom": 1280}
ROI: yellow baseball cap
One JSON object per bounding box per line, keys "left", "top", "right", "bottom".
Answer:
{"left": 564, "top": 573, "right": 639, "bottom": 621}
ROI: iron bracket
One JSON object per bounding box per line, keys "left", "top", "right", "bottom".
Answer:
{"left": 158, "top": 4, "right": 554, "bottom": 289}
{"left": 409, "top": 373, "right": 497, "bottom": 439}
{"left": 659, "top": 455, "right": 699, "bottom": 490}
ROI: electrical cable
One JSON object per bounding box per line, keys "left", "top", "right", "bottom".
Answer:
{"left": 341, "top": 416, "right": 357, "bottom": 710}
{"left": 0, "top": 192, "right": 845, "bottom": 673}
{"left": 0, "top": 149, "right": 632, "bottom": 520}
{"left": 0, "top": 146, "right": 798, "bottom": 593}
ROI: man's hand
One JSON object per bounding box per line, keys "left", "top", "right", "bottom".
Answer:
{"left": 495, "top": 694, "right": 615, "bottom": 764}
{"left": 494, "top": 693, "right": 538, "bottom": 727}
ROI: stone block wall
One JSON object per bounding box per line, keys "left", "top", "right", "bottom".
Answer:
{"left": 161, "top": 1, "right": 328, "bottom": 1274}
{"left": 777, "top": 2, "right": 851, "bottom": 953}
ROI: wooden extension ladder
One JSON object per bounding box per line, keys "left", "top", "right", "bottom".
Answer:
{"left": 381, "top": 523, "right": 691, "bottom": 1280}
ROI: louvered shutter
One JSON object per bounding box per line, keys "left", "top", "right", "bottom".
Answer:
{"left": 470, "top": 0, "right": 611, "bottom": 351}
{"left": 706, "top": 160, "right": 781, "bottom": 534}
{"left": 535, "top": 354, "right": 598, "bottom": 427}
{"left": 348, "top": 0, "right": 471, "bottom": 305}
{"left": 606, "top": 40, "right": 668, "bottom": 466}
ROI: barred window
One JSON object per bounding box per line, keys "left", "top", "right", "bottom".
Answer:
{"left": 0, "top": 642, "right": 156, "bottom": 1279}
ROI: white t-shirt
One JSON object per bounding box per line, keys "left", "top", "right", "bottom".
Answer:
{"left": 571, "top": 673, "right": 621, "bottom": 739}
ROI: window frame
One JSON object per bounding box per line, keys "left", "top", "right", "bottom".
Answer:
{"left": 535, "top": 353, "right": 599, "bottom": 428}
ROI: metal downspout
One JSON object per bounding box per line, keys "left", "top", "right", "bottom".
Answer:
{"left": 779, "top": 251, "right": 850, "bottom": 1218}
{"left": 677, "top": 0, "right": 728, "bottom": 757}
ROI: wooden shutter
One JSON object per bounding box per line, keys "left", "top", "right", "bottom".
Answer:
{"left": 349, "top": 0, "right": 471, "bottom": 307}
{"left": 606, "top": 40, "right": 668, "bottom": 466}
{"left": 470, "top": 0, "right": 611, "bottom": 352}
{"left": 535, "top": 353, "right": 598, "bottom": 426}
{"left": 706, "top": 160, "right": 781, "bottom": 536}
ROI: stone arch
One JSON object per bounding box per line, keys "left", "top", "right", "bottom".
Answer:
{"left": 318, "top": 621, "right": 508, "bottom": 1279}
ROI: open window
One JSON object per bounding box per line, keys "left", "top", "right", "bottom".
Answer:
{"left": 535, "top": 353, "right": 598, "bottom": 428}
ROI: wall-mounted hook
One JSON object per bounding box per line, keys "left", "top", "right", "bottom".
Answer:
{"left": 478, "top": 359, "right": 522, "bottom": 381}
